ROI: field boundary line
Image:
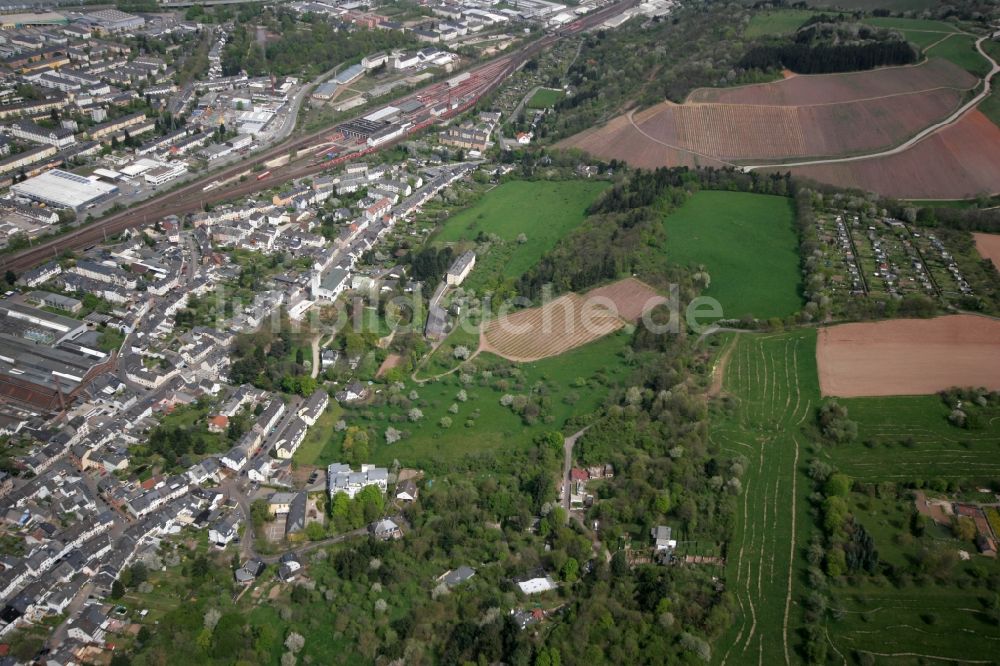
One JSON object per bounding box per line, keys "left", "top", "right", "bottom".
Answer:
{"left": 782, "top": 433, "right": 800, "bottom": 666}
{"left": 625, "top": 109, "right": 739, "bottom": 167}
{"left": 685, "top": 85, "right": 976, "bottom": 110}
{"left": 683, "top": 59, "right": 969, "bottom": 103}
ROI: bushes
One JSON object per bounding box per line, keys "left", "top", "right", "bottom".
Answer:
{"left": 818, "top": 401, "right": 858, "bottom": 443}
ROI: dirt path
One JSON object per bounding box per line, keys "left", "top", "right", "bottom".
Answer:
{"left": 310, "top": 335, "right": 321, "bottom": 379}
{"left": 707, "top": 336, "right": 737, "bottom": 398}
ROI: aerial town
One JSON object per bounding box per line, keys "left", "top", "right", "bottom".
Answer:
{"left": 0, "top": 0, "right": 996, "bottom": 664}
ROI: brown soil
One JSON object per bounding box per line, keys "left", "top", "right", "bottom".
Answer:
{"left": 816, "top": 315, "right": 1000, "bottom": 397}
{"left": 973, "top": 232, "right": 1000, "bottom": 269}
{"left": 788, "top": 111, "right": 1000, "bottom": 199}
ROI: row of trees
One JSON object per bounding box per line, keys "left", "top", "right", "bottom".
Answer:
{"left": 738, "top": 41, "right": 917, "bottom": 74}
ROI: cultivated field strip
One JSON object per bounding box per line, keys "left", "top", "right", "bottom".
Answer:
{"left": 687, "top": 58, "right": 977, "bottom": 106}
{"left": 715, "top": 331, "right": 817, "bottom": 666}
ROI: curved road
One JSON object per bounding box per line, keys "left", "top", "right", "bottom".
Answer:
{"left": 743, "top": 34, "right": 1000, "bottom": 171}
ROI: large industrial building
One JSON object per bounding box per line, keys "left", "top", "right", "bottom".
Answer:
{"left": 0, "top": 300, "right": 113, "bottom": 412}
{"left": 11, "top": 169, "right": 118, "bottom": 211}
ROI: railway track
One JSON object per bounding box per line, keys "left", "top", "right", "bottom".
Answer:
{"left": 0, "top": 0, "right": 636, "bottom": 275}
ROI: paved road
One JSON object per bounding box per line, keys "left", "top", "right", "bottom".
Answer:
{"left": 744, "top": 34, "right": 1000, "bottom": 171}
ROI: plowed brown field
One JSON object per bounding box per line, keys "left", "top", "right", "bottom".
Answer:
{"left": 557, "top": 58, "right": 973, "bottom": 166}
{"left": 586, "top": 277, "right": 668, "bottom": 322}
{"left": 480, "top": 279, "right": 666, "bottom": 362}
{"left": 632, "top": 89, "right": 963, "bottom": 160}
{"left": 788, "top": 111, "right": 1000, "bottom": 199}
{"left": 816, "top": 315, "right": 1000, "bottom": 397}
{"left": 560, "top": 112, "right": 730, "bottom": 169}
{"left": 973, "top": 232, "right": 1000, "bottom": 269}
{"left": 688, "top": 58, "right": 975, "bottom": 105}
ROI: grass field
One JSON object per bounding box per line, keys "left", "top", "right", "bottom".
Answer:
{"left": 820, "top": 395, "right": 1000, "bottom": 484}
{"left": 745, "top": 9, "right": 817, "bottom": 37}
{"left": 822, "top": 492, "right": 1000, "bottom": 663}
{"left": 432, "top": 179, "right": 609, "bottom": 286}
{"left": 711, "top": 329, "right": 819, "bottom": 665}
{"left": 662, "top": 191, "right": 802, "bottom": 321}
{"left": 314, "top": 331, "right": 633, "bottom": 472}
{"left": 712, "top": 329, "right": 1000, "bottom": 663}
{"left": 924, "top": 33, "right": 992, "bottom": 77}
{"left": 526, "top": 87, "right": 565, "bottom": 108}
{"left": 822, "top": 0, "right": 945, "bottom": 13}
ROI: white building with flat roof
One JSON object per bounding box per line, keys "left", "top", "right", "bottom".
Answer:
{"left": 11, "top": 170, "right": 118, "bottom": 211}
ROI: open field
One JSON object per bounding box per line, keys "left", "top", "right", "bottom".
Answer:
{"left": 814, "top": 396, "right": 1000, "bottom": 661}
{"left": 558, "top": 59, "right": 975, "bottom": 167}
{"left": 816, "top": 315, "right": 1000, "bottom": 397}
{"left": 687, "top": 59, "right": 975, "bottom": 105}
{"left": 479, "top": 278, "right": 665, "bottom": 362}
{"left": 925, "top": 33, "right": 992, "bottom": 77}
{"left": 432, "top": 179, "right": 608, "bottom": 282}
{"left": 526, "top": 87, "right": 565, "bottom": 108}
{"left": 789, "top": 110, "right": 1000, "bottom": 199}
{"left": 973, "top": 232, "right": 1000, "bottom": 269}
{"left": 585, "top": 277, "right": 668, "bottom": 322}
{"left": 745, "top": 9, "right": 815, "bottom": 37}
{"left": 803, "top": 0, "right": 938, "bottom": 9}
{"left": 822, "top": 394, "right": 1000, "bottom": 483}
{"left": 318, "top": 331, "right": 635, "bottom": 471}
{"left": 712, "top": 330, "right": 819, "bottom": 666}
{"left": 481, "top": 294, "right": 624, "bottom": 362}
{"left": 714, "top": 329, "right": 1000, "bottom": 663}
{"left": 555, "top": 111, "right": 730, "bottom": 169}
{"left": 662, "top": 192, "right": 801, "bottom": 320}
{"left": 632, "top": 88, "right": 965, "bottom": 161}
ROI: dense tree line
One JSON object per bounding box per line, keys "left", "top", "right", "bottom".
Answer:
{"left": 738, "top": 40, "right": 916, "bottom": 74}
{"left": 222, "top": 12, "right": 414, "bottom": 77}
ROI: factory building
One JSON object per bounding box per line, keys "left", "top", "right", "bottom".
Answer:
{"left": 11, "top": 169, "right": 118, "bottom": 211}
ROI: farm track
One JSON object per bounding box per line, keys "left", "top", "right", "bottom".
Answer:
{"left": 714, "top": 331, "right": 817, "bottom": 666}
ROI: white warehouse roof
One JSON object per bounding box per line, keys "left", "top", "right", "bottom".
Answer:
{"left": 11, "top": 169, "right": 118, "bottom": 210}
{"left": 363, "top": 106, "right": 400, "bottom": 123}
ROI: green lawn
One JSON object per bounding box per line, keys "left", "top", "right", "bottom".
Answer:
{"left": 526, "top": 87, "right": 565, "bottom": 108}
{"left": 293, "top": 401, "right": 344, "bottom": 466}
{"left": 924, "top": 33, "right": 992, "bottom": 77}
{"left": 432, "top": 179, "right": 609, "bottom": 286}
{"left": 746, "top": 9, "right": 816, "bottom": 37}
{"left": 711, "top": 329, "right": 820, "bottom": 665}
{"left": 316, "top": 331, "right": 634, "bottom": 472}
{"left": 662, "top": 191, "right": 802, "bottom": 321}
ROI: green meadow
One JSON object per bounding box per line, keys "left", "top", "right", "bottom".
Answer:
{"left": 663, "top": 191, "right": 802, "bottom": 321}
{"left": 432, "top": 179, "right": 609, "bottom": 287}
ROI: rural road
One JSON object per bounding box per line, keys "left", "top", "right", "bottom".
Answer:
{"left": 561, "top": 427, "right": 590, "bottom": 518}
{"left": 743, "top": 33, "right": 1000, "bottom": 171}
